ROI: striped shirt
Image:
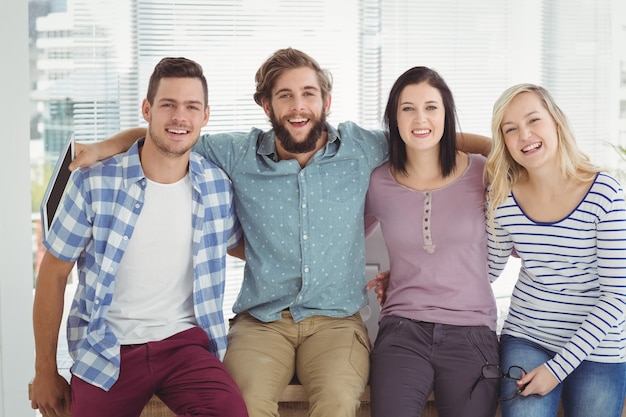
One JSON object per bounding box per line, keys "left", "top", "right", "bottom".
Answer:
{"left": 488, "top": 172, "right": 626, "bottom": 382}
{"left": 44, "top": 138, "right": 241, "bottom": 391}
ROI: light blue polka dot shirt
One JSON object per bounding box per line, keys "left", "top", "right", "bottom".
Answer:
{"left": 194, "top": 122, "right": 388, "bottom": 322}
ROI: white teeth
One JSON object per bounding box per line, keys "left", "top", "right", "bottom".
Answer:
{"left": 168, "top": 129, "right": 188, "bottom": 134}
{"left": 522, "top": 142, "right": 541, "bottom": 152}
{"left": 288, "top": 118, "right": 308, "bottom": 123}
{"left": 412, "top": 129, "right": 429, "bottom": 135}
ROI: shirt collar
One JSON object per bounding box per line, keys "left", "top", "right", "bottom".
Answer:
{"left": 120, "top": 137, "right": 203, "bottom": 189}
{"left": 121, "top": 137, "right": 146, "bottom": 188}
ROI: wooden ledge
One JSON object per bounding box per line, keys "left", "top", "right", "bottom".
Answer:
{"left": 30, "top": 378, "right": 624, "bottom": 417}
{"left": 29, "top": 382, "right": 399, "bottom": 417}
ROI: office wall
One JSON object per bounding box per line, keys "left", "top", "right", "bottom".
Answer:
{"left": 0, "top": 0, "right": 36, "bottom": 415}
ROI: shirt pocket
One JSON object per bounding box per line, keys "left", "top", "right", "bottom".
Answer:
{"left": 318, "top": 159, "right": 363, "bottom": 202}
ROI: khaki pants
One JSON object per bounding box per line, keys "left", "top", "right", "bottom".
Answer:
{"left": 224, "top": 311, "right": 371, "bottom": 417}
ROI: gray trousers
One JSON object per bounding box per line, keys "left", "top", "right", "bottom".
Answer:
{"left": 370, "top": 315, "right": 499, "bottom": 417}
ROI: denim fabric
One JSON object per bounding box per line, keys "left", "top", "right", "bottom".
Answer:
{"left": 500, "top": 334, "right": 626, "bottom": 417}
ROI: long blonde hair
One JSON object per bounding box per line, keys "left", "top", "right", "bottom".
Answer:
{"left": 485, "top": 83, "right": 600, "bottom": 227}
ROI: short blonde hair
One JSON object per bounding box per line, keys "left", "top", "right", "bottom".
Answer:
{"left": 485, "top": 83, "right": 599, "bottom": 226}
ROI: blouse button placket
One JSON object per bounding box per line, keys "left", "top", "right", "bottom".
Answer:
{"left": 422, "top": 191, "right": 435, "bottom": 254}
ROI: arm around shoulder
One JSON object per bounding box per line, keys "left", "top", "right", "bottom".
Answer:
{"left": 457, "top": 132, "right": 492, "bottom": 157}
{"left": 70, "top": 127, "right": 146, "bottom": 170}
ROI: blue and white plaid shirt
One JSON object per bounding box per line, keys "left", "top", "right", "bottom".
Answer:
{"left": 44, "top": 138, "right": 241, "bottom": 391}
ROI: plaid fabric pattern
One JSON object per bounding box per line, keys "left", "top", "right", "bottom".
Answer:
{"left": 44, "top": 138, "right": 241, "bottom": 391}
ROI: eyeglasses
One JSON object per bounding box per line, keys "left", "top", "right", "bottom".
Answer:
{"left": 470, "top": 364, "right": 527, "bottom": 402}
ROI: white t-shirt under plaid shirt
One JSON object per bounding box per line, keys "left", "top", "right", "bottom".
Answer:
{"left": 44, "top": 138, "right": 241, "bottom": 391}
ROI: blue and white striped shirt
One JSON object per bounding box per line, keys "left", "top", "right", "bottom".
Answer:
{"left": 44, "top": 138, "right": 241, "bottom": 391}
{"left": 488, "top": 172, "right": 626, "bottom": 382}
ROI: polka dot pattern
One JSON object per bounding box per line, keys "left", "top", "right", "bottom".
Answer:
{"left": 195, "top": 122, "right": 388, "bottom": 322}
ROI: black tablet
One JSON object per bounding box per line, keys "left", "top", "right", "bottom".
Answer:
{"left": 41, "top": 133, "right": 75, "bottom": 240}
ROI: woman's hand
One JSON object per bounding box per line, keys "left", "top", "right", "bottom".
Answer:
{"left": 366, "top": 271, "right": 390, "bottom": 306}
{"left": 516, "top": 364, "right": 559, "bottom": 397}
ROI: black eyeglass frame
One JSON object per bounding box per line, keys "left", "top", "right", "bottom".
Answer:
{"left": 470, "top": 364, "right": 527, "bottom": 402}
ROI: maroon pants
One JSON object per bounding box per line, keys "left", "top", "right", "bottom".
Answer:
{"left": 70, "top": 327, "right": 248, "bottom": 417}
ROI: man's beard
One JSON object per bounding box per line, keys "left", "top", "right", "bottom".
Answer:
{"left": 270, "top": 109, "right": 326, "bottom": 154}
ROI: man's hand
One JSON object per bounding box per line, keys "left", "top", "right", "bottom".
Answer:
{"left": 516, "top": 364, "right": 559, "bottom": 397}
{"left": 68, "top": 127, "right": 147, "bottom": 171}
{"left": 457, "top": 132, "right": 492, "bottom": 157}
{"left": 366, "top": 271, "right": 390, "bottom": 306}
{"left": 31, "top": 372, "right": 71, "bottom": 417}
{"left": 227, "top": 240, "right": 246, "bottom": 261}
{"left": 69, "top": 142, "right": 99, "bottom": 171}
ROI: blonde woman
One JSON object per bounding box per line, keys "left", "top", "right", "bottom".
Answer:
{"left": 486, "top": 84, "right": 626, "bottom": 417}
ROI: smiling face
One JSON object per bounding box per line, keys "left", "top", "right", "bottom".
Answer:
{"left": 396, "top": 82, "right": 445, "bottom": 153}
{"left": 262, "top": 66, "right": 331, "bottom": 155}
{"left": 142, "top": 76, "right": 209, "bottom": 157}
{"left": 500, "top": 91, "right": 559, "bottom": 171}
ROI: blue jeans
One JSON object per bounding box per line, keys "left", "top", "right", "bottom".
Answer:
{"left": 500, "top": 334, "right": 626, "bottom": 417}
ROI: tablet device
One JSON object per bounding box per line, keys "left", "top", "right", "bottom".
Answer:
{"left": 41, "top": 132, "right": 75, "bottom": 240}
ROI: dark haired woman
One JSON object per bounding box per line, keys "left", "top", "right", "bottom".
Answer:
{"left": 365, "top": 66, "right": 499, "bottom": 417}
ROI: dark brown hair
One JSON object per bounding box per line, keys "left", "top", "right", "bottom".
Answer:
{"left": 146, "top": 57, "right": 208, "bottom": 107}
{"left": 384, "top": 66, "right": 459, "bottom": 177}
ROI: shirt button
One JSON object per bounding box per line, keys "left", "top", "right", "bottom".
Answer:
{"left": 95, "top": 300, "right": 100, "bottom": 305}
{"left": 304, "top": 267, "right": 309, "bottom": 273}
{"left": 302, "top": 203, "right": 307, "bottom": 208}
{"left": 123, "top": 236, "right": 129, "bottom": 240}
{"left": 303, "top": 235, "right": 308, "bottom": 240}
{"left": 135, "top": 203, "right": 140, "bottom": 209}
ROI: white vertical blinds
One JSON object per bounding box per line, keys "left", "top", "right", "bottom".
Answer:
{"left": 133, "top": 0, "right": 360, "bottom": 134}
{"left": 62, "top": 0, "right": 624, "bottom": 155}
{"left": 541, "top": 0, "right": 614, "bottom": 163}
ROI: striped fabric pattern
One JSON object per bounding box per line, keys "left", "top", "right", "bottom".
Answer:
{"left": 487, "top": 172, "right": 626, "bottom": 382}
{"left": 44, "top": 138, "right": 241, "bottom": 391}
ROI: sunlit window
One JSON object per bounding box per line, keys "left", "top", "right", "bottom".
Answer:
{"left": 29, "top": 0, "right": 626, "bottom": 325}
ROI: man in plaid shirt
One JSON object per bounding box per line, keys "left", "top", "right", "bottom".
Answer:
{"left": 31, "top": 57, "right": 248, "bottom": 417}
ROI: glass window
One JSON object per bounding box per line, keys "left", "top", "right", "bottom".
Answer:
{"left": 29, "top": 0, "right": 626, "bottom": 323}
